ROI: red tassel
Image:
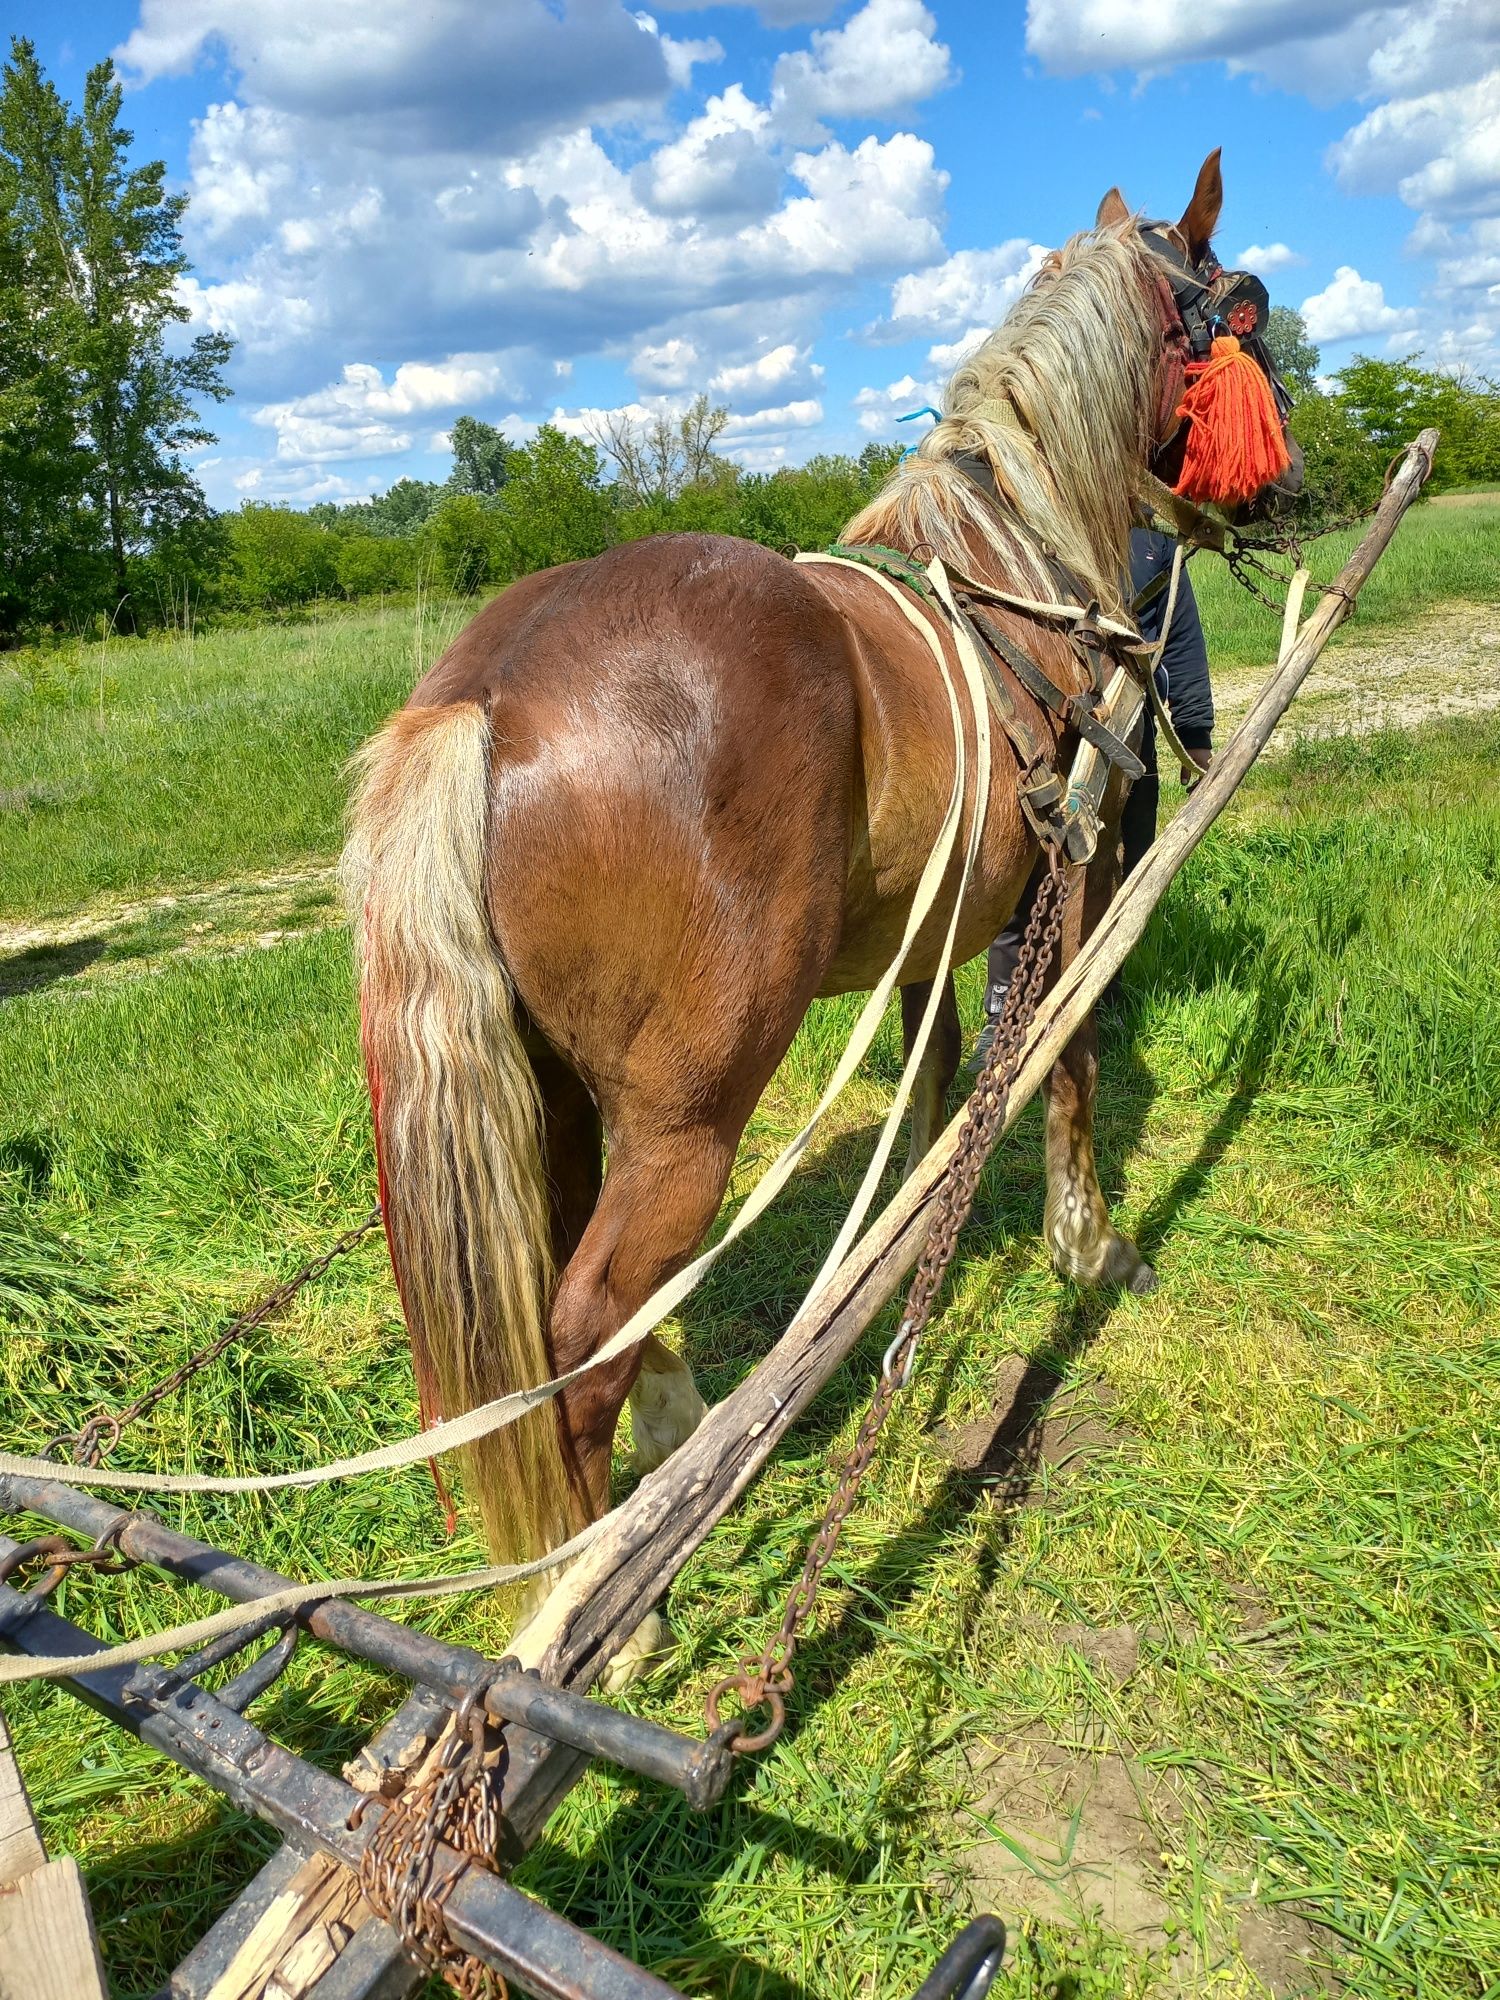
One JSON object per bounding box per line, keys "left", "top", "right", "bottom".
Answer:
{"left": 1173, "top": 335, "right": 1290, "bottom": 507}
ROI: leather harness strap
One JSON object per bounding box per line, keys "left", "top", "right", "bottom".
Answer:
{"left": 960, "top": 599, "right": 1146, "bottom": 781}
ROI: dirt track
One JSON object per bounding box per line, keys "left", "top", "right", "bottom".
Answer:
{"left": 1214, "top": 598, "right": 1500, "bottom": 741}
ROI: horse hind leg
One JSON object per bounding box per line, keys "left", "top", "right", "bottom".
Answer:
{"left": 1042, "top": 847, "right": 1156, "bottom": 1294}
{"left": 515, "top": 1120, "right": 736, "bottom": 1688}
{"left": 900, "top": 974, "right": 962, "bottom": 1179}
{"left": 630, "top": 1333, "right": 708, "bottom": 1475}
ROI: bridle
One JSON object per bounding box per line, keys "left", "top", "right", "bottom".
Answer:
{"left": 1136, "top": 222, "right": 1294, "bottom": 455}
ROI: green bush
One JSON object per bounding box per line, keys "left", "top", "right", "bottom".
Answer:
{"left": 223, "top": 504, "right": 338, "bottom": 610}
{"left": 333, "top": 532, "right": 416, "bottom": 600}
{"left": 420, "top": 491, "right": 502, "bottom": 593}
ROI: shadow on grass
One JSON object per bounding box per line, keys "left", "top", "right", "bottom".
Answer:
{"left": 0, "top": 934, "right": 107, "bottom": 999}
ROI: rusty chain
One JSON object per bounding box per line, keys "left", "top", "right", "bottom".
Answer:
{"left": 0, "top": 1520, "right": 134, "bottom": 1599}
{"left": 706, "top": 854, "right": 1072, "bottom": 1755}
{"left": 357, "top": 1687, "right": 510, "bottom": 1999}
{"left": 42, "top": 1207, "right": 384, "bottom": 1468}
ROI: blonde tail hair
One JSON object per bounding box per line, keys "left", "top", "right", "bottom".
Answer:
{"left": 342, "top": 702, "right": 572, "bottom": 1566}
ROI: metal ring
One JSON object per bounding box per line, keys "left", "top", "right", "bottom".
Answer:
{"left": 704, "top": 1675, "right": 787, "bottom": 1756}
{"left": 0, "top": 1536, "right": 73, "bottom": 1599}
{"left": 881, "top": 1321, "right": 917, "bottom": 1389}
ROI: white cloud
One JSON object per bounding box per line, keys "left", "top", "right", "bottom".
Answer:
{"left": 770, "top": 0, "right": 955, "bottom": 136}
{"left": 926, "top": 326, "right": 990, "bottom": 372}
{"left": 639, "top": 84, "right": 780, "bottom": 218}
{"left": 633, "top": 338, "right": 703, "bottom": 389}
{"left": 1300, "top": 266, "right": 1418, "bottom": 343}
{"left": 176, "top": 273, "right": 318, "bottom": 348}
{"left": 710, "top": 342, "right": 824, "bottom": 401}
{"left": 630, "top": 16, "right": 726, "bottom": 91}
{"left": 251, "top": 355, "right": 520, "bottom": 461}
{"left": 117, "top": 0, "right": 675, "bottom": 149}
{"left": 1332, "top": 69, "right": 1500, "bottom": 219}
{"left": 1236, "top": 241, "right": 1306, "bottom": 273}
{"left": 187, "top": 102, "right": 294, "bottom": 244}
{"left": 852, "top": 372, "right": 941, "bottom": 433}
{"left": 232, "top": 462, "right": 384, "bottom": 501}
{"left": 720, "top": 397, "right": 823, "bottom": 434}
{"left": 878, "top": 240, "right": 1045, "bottom": 338}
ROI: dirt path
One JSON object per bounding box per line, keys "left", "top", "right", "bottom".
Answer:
{"left": 0, "top": 864, "right": 340, "bottom": 998}
{"left": 1214, "top": 598, "right": 1500, "bottom": 741}
{"left": 5, "top": 597, "right": 1495, "bottom": 999}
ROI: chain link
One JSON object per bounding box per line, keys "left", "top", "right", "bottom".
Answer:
{"left": 358, "top": 1688, "right": 510, "bottom": 1999}
{"left": 42, "top": 1208, "right": 384, "bottom": 1467}
{"left": 706, "top": 857, "right": 1071, "bottom": 1754}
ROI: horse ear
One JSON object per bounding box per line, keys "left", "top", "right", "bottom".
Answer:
{"left": 1096, "top": 187, "right": 1130, "bottom": 230}
{"left": 1178, "top": 148, "right": 1223, "bottom": 262}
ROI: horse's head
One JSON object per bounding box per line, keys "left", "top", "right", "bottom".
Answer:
{"left": 1098, "top": 151, "right": 1303, "bottom": 520}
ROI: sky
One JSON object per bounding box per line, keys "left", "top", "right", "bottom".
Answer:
{"left": 11, "top": 0, "right": 1492, "bottom": 510}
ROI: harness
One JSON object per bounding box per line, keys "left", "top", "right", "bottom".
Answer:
{"left": 821, "top": 527, "right": 1162, "bottom": 865}
{"left": 1139, "top": 224, "right": 1294, "bottom": 425}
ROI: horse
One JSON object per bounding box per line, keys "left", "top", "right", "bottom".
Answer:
{"left": 344, "top": 152, "right": 1300, "bottom": 1675}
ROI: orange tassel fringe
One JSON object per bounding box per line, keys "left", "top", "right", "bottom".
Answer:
{"left": 1173, "top": 335, "right": 1290, "bottom": 507}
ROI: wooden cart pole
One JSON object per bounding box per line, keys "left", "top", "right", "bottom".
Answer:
{"left": 518, "top": 430, "right": 1440, "bottom": 1691}
{"left": 236, "top": 433, "right": 1436, "bottom": 1995}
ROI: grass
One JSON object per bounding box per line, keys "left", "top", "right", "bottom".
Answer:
{"left": 4, "top": 495, "right": 1500, "bottom": 921}
{"left": 1190, "top": 495, "right": 1500, "bottom": 672}
{"left": 0, "top": 515, "right": 1497, "bottom": 1998}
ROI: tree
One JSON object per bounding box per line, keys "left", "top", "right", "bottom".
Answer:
{"left": 0, "top": 39, "right": 233, "bottom": 631}
{"left": 497, "top": 425, "right": 615, "bottom": 576}
{"left": 364, "top": 476, "right": 443, "bottom": 537}
{"left": 1263, "top": 306, "right": 1320, "bottom": 398}
{"left": 592, "top": 393, "right": 729, "bottom": 505}
{"left": 447, "top": 415, "right": 512, "bottom": 496}
{"left": 0, "top": 138, "right": 97, "bottom": 637}
{"left": 422, "top": 491, "right": 502, "bottom": 593}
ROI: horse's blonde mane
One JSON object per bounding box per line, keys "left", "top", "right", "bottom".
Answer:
{"left": 843, "top": 227, "right": 1157, "bottom": 619}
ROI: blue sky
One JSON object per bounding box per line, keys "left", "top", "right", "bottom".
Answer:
{"left": 11, "top": 0, "right": 1488, "bottom": 509}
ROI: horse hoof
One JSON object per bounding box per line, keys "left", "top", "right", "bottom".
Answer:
{"left": 598, "top": 1610, "right": 672, "bottom": 1692}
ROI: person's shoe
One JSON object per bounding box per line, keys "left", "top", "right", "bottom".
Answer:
{"left": 970, "top": 1012, "right": 1002, "bottom": 1074}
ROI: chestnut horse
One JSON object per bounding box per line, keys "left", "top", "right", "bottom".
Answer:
{"left": 345, "top": 156, "right": 1297, "bottom": 1669}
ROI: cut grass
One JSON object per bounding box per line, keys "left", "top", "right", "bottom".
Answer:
{"left": 0, "top": 599, "right": 1497, "bottom": 1995}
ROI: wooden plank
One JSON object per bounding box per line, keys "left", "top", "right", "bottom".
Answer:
{"left": 0, "top": 1854, "right": 108, "bottom": 2000}
{"left": 0, "top": 1713, "right": 46, "bottom": 1890}
{"left": 223, "top": 429, "right": 1439, "bottom": 1987}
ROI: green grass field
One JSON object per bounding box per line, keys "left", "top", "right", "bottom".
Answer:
{"left": 1, "top": 507, "right": 1497, "bottom": 1999}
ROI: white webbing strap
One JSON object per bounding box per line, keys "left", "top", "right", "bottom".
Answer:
{"left": 0, "top": 555, "right": 996, "bottom": 1688}
{"left": 0, "top": 558, "right": 983, "bottom": 1505}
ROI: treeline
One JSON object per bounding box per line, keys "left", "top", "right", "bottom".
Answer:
{"left": 0, "top": 40, "right": 232, "bottom": 641}
{"left": 216, "top": 416, "right": 905, "bottom": 615}
{"left": 6, "top": 35, "right": 1500, "bottom": 645}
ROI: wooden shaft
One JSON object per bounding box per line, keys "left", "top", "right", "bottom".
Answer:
{"left": 231, "top": 432, "right": 1436, "bottom": 1992}
{"left": 520, "top": 429, "right": 1439, "bottom": 1689}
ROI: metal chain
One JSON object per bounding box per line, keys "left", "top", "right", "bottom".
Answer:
{"left": 358, "top": 1688, "right": 509, "bottom": 1999}
{"left": 43, "top": 1207, "right": 384, "bottom": 1467}
{"left": 1211, "top": 484, "right": 1395, "bottom": 615}
{"left": 706, "top": 856, "right": 1072, "bottom": 1755}
{"left": 0, "top": 1521, "right": 135, "bottom": 1599}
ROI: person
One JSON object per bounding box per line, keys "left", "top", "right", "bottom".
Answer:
{"left": 976, "top": 526, "right": 1213, "bottom": 1053}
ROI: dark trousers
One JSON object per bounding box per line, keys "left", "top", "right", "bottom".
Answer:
{"left": 984, "top": 720, "right": 1159, "bottom": 1014}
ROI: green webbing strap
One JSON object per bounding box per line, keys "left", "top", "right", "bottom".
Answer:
{"left": 821, "top": 541, "right": 935, "bottom": 600}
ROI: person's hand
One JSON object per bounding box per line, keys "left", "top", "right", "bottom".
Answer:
{"left": 1180, "top": 745, "right": 1212, "bottom": 790}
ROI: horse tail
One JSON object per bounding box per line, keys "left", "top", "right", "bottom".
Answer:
{"left": 342, "top": 701, "right": 572, "bottom": 1569}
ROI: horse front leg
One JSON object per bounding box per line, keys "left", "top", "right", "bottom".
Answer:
{"left": 900, "top": 974, "right": 962, "bottom": 1179}
{"left": 1042, "top": 845, "right": 1157, "bottom": 1294}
